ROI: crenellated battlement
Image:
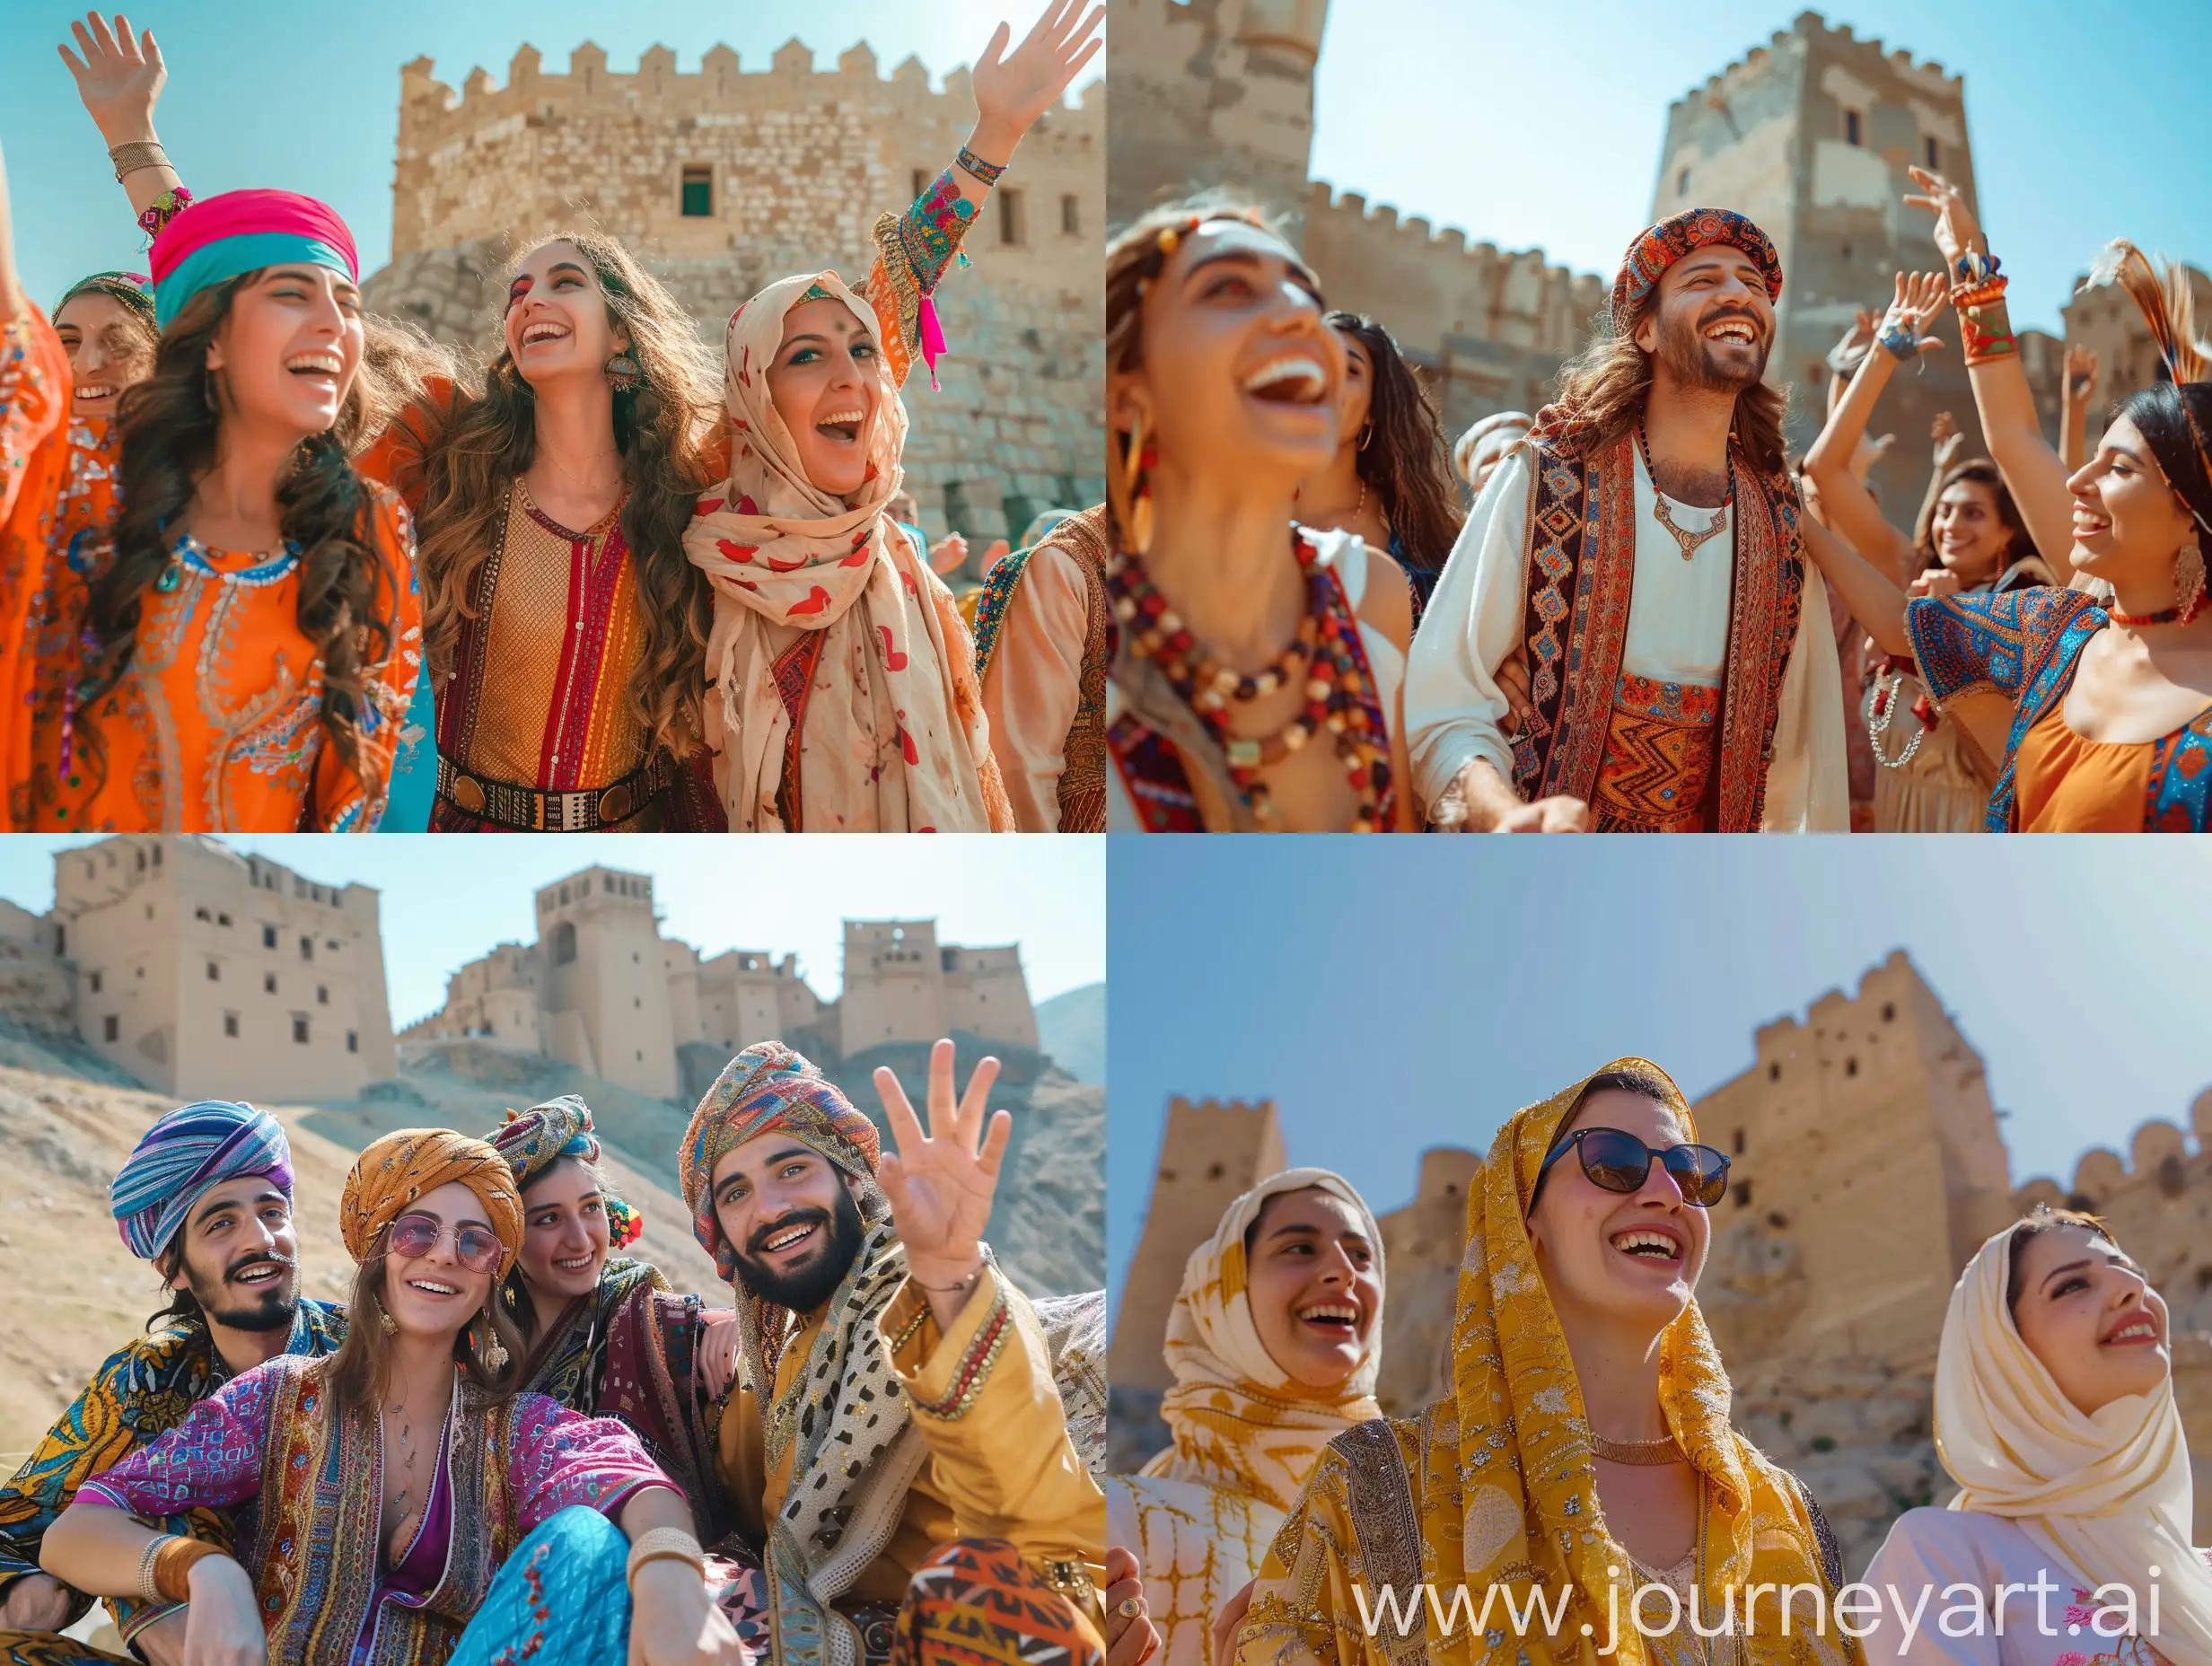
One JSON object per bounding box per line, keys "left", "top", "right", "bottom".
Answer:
{"left": 2014, "top": 1092, "right": 2212, "bottom": 1211}
{"left": 1666, "top": 8, "right": 1962, "bottom": 119}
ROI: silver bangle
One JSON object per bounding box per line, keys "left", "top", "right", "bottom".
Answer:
{"left": 137, "top": 1532, "right": 174, "bottom": 1606}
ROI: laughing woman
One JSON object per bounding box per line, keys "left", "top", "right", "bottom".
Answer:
{"left": 487, "top": 1097, "right": 737, "bottom": 1548}
{"left": 1859, "top": 1209, "right": 2212, "bottom": 1666}
{"left": 681, "top": 3, "right": 1101, "bottom": 831}
{"left": 0, "top": 148, "right": 420, "bottom": 831}
{"left": 40, "top": 1128, "right": 743, "bottom": 1666}
{"left": 1106, "top": 1171, "right": 1385, "bottom": 1666}
{"left": 1798, "top": 168, "right": 2212, "bottom": 831}
{"left": 1099, "top": 206, "right": 1414, "bottom": 832}
{"left": 1236, "top": 1062, "right": 1857, "bottom": 1666}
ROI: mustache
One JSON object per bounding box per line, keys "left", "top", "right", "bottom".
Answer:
{"left": 1697, "top": 304, "right": 1768, "bottom": 338}
{"left": 747, "top": 1208, "right": 830, "bottom": 1257}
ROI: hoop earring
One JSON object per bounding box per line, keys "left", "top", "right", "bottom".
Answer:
{"left": 2178, "top": 539, "right": 2208, "bottom": 621}
{"left": 603, "top": 350, "right": 644, "bottom": 392}
{"left": 1113, "top": 411, "right": 1155, "bottom": 557}
{"left": 1358, "top": 421, "right": 1374, "bottom": 452}
{"left": 478, "top": 1305, "right": 509, "bottom": 1372}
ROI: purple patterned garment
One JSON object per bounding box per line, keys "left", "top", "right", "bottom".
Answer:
{"left": 81, "top": 1355, "right": 676, "bottom": 1663}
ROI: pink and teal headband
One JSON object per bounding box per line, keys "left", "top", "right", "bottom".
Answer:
{"left": 147, "top": 189, "right": 357, "bottom": 330}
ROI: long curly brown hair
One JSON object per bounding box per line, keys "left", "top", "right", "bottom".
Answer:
{"left": 1327, "top": 311, "right": 1465, "bottom": 572}
{"left": 84, "top": 276, "right": 401, "bottom": 801}
{"left": 1542, "top": 296, "right": 1791, "bottom": 478}
{"left": 324, "top": 1242, "right": 525, "bottom": 1423}
{"left": 412, "top": 232, "right": 723, "bottom": 758}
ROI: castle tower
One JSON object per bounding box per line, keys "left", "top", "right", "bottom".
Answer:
{"left": 1650, "top": 12, "right": 1991, "bottom": 514}
{"left": 1107, "top": 1095, "right": 1287, "bottom": 1396}
{"left": 1106, "top": 0, "right": 1329, "bottom": 240}
{"left": 1373, "top": 1145, "right": 1479, "bottom": 1415}
{"left": 532, "top": 866, "right": 677, "bottom": 1098}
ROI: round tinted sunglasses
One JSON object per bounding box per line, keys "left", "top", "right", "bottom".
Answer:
{"left": 386, "top": 1213, "right": 505, "bottom": 1273}
{"left": 1531, "top": 1127, "right": 1730, "bottom": 1209}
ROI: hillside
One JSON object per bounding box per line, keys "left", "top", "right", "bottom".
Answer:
{"left": 1034, "top": 982, "right": 1105, "bottom": 1086}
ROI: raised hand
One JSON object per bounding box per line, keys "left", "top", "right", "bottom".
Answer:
{"left": 0, "top": 140, "right": 20, "bottom": 320}
{"left": 58, "top": 13, "right": 166, "bottom": 145}
{"left": 873, "top": 1039, "right": 1012, "bottom": 1289}
{"left": 1903, "top": 166, "right": 1985, "bottom": 274}
{"left": 970, "top": 1, "right": 1107, "bottom": 157}
{"left": 1879, "top": 270, "right": 1950, "bottom": 357}
{"left": 2065, "top": 346, "right": 2100, "bottom": 405}
{"left": 1930, "top": 410, "right": 1963, "bottom": 471}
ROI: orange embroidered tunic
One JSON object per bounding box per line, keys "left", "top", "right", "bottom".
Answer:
{"left": 0, "top": 310, "right": 75, "bottom": 826}
{"left": 0, "top": 310, "right": 421, "bottom": 832}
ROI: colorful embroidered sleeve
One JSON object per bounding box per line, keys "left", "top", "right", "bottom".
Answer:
{"left": 79, "top": 1363, "right": 281, "bottom": 1515}
{"left": 1235, "top": 1442, "right": 1370, "bottom": 1666}
{"left": 886, "top": 1267, "right": 1104, "bottom": 1573}
{"left": 865, "top": 168, "right": 980, "bottom": 390}
{"left": 0, "top": 310, "right": 70, "bottom": 523}
{"left": 1906, "top": 585, "right": 2097, "bottom": 706}
{"left": 505, "top": 1391, "right": 679, "bottom": 1534}
{"left": 313, "top": 483, "right": 424, "bottom": 831}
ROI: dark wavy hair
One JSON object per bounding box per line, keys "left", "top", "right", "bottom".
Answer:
{"left": 2116, "top": 380, "right": 2212, "bottom": 540}
{"left": 84, "top": 276, "right": 398, "bottom": 802}
{"left": 1544, "top": 294, "right": 1791, "bottom": 478}
{"left": 1104, "top": 197, "right": 1286, "bottom": 549}
{"left": 1912, "top": 457, "right": 2035, "bottom": 578}
{"left": 413, "top": 232, "right": 722, "bottom": 759}
{"left": 1325, "top": 311, "right": 1465, "bottom": 572}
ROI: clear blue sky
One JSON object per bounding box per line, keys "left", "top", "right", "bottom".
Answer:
{"left": 0, "top": 0, "right": 1088, "bottom": 305}
{"left": 1106, "top": 838, "right": 2212, "bottom": 1306}
{"left": 0, "top": 837, "right": 1103, "bottom": 1033}
{"left": 1309, "top": 0, "right": 2212, "bottom": 335}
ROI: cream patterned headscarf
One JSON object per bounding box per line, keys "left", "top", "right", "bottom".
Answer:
{"left": 1140, "top": 1168, "right": 1384, "bottom": 1511}
{"left": 1936, "top": 1220, "right": 2212, "bottom": 1666}
{"left": 681, "top": 269, "right": 1010, "bottom": 832}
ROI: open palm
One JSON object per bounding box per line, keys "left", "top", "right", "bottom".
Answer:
{"left": 1883, "top": 270, "right": 1950, "bottom": 355}
{"left": 873, "top": 1039, "right": 1011, "bottom": 1280}
{"left": 970, "top": 1, "right": 1106, "bottom": 139}
{"left": 59, "top": 13, "right": 166, "bottom": 141}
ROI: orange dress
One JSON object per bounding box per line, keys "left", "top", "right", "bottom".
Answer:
{"left": 2013, "top": 706, "right": 2212, "bottom": 833}
{"left": 0, "top": 311, "right": 73, "bottom": 824}
{"left": 0, "top": 310, "right": 422, "bottom": 832}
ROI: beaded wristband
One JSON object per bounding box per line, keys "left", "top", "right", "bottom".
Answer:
{"left": 624, "top": 1526, "right": 707, "bottom": 1591}
{"left": 137, "top": 186, "right": 194, "bottom": 243}
{"left": 153, "top": 1537, "right": 224, "bottom": 1604}
{"left": 1953, "top": 249, "right": 2000, "bottom": 285}
{"left": 107, "top": 140, "right": 169, "bottom": 183}
{"left": 955, "top": 146, "right": 1005, "bottom": 188}
{"left": 1875, "top": 324, "right": 1920, "bottom": 362}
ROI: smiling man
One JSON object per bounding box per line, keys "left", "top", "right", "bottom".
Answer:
{"left": 1406, "top": 208, "right": 1849, "bottom": 833}
{"left": 679, "top": 1039, "right": 1105, "bottom": 1666}
{"left": 0, "top": 1100, "right": 345, "bottom": 1663}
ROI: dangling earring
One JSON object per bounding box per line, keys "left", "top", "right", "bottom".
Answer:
{"left": 1121, "top": 413, "right": 1155, "bottom": 557}
{"left": 603, "top": 350, "right": 643, "bottom": 392}
{"left": 2177, "top": 539, "right": 2207, "bottom": 621}
{"left": 478, "top": 1305, "right": 509, "bottom": 1372}
{"left": 1358, "top": 421, "right": 1374, "bottom": 452}
{"left": 376, "top": 1297, "right": 398, "bottom": 1337}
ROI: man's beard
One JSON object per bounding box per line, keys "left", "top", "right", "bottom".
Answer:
{"left": 733, "top": 1185, "right": 868, "bottom": 1313}
{"left": 186, "top": 1250, "right": 300, "bottom": 1333}
{"left": 1656, "top": 306, "right": 1769, "bottom": 393}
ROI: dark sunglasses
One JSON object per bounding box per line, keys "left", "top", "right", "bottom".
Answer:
{"left": 1531, "top": 1127, "right": 1730, "bottom": 1209}
{"left": 386, "top": 1213, "right": 505, "bottom": 1274}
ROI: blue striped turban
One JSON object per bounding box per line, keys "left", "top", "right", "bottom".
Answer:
{"left": 110, "top": 1100, "right": 294, "bottom": 1261}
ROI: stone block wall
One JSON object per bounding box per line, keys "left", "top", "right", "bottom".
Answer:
{"left": 363, "top": 39, "right": 1103, "bottom": 544}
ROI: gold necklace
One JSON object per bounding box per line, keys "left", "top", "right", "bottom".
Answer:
{"left": 1637, "top": 426, "right": 1731, "bottom": 561}
{"left": 1590, "top": 1428, "right": 1687, "bottom": 1465}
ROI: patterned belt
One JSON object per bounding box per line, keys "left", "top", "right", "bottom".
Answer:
{"left": 435, "top": 752, "right": 672, "bottom": 831}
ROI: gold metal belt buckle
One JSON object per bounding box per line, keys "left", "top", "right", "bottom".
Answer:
{"left": 450, "top": 772, "right": 487, "bottom": 816}
{"left": 598, "top": 779, "right": 635, "bottom": 824}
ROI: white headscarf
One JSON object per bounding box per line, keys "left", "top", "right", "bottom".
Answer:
{"left": 1139, "top": 1166, "right": 1385, "bottom": 1510}
{"left": 1936, "top": 1219, "right": 2212, "bottom": 1666}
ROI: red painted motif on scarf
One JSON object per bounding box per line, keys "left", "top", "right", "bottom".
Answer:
{"left": 877, "top": 627, "right": 908, "bottom": 671}
{"left": 787, "top": 585, "right": 831, "bottom": 618}
{"left": 716, "top": 539, "right": 758, "bottom": 563}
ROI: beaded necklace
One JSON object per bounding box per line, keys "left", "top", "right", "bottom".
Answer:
{"left": 1109, "top": 527, "right": 1392, "bottom": 829}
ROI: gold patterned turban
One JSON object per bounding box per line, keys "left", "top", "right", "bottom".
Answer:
{"left": 340, "top": 1128, "right": 524, "bottom": 1276}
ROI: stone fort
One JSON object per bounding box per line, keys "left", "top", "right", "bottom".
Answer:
{"left": 401, "top": 865, "right": 1037, "bottom": 1103}
{"left": 359, "top": 35, "right": 1104, "bottom": 551}
{"left": 1110, "top": 951, "right": 2212, "bottom": 1574}
{"left": 1105, "top": 3, "right": 2212, "bottom": 520}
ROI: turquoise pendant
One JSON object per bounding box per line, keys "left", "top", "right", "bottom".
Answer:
{"left": 154, "top": 561, "right": 182, "bottom": 593}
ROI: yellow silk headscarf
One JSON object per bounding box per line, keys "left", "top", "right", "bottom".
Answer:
{"left": 1435, "top": 1059, "right": 1855, "bottom": 1666}
{"left": 1936, "top": 1220, "right": 2212, "bottom": 1666}
{"left": 1141, "top": 1167, "right": 1385, "bottom": 1513}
